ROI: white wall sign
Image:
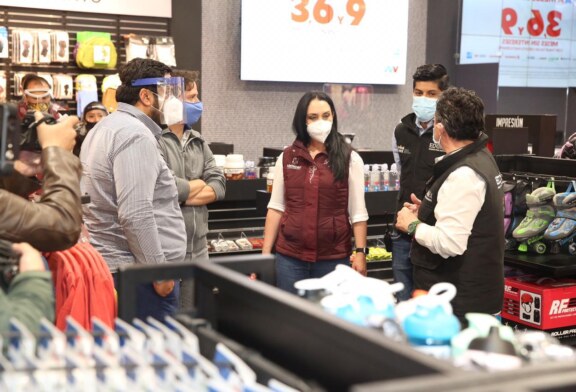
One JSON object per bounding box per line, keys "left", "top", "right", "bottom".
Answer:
{"left": 0, "top": 0, "right": 171, "bottom": 18}
{"left": 241, "top": 0, "right": 409, "bottom": 85}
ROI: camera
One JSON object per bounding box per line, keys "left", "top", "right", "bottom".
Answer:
{"left": 0, "top": 104, "right": 20, "bottom": 176}
{"left": 21, "top": 110, "right": 58, "bottom": 152}
{"left": 0, "top": 103, "right": 59, "bottom": 176}
{"left": 0, "top": 239, "right": 19, "bottom": 291}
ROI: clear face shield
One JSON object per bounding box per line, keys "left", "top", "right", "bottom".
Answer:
{"left": 132, "top": 77, "right": 187, "bottom": 126}
{"left": 24, "top": 88, "right": 53, "bottom": 113}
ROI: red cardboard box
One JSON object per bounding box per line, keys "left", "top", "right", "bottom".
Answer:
{"left": 502, "top": 275, "right": 576, "bottom": 342}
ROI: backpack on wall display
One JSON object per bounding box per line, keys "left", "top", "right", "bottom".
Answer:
{"left": 75, "top": 31, "right": 117, "bottom": 69}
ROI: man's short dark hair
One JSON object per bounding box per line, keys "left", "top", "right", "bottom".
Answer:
{"left": 172, "top": 69, "right": 200, "bottom": 91}
{"left": 22, "top": 73, "right": 51, "bottom": 90}
{"left": 436, "top": 87, "right": 485, "bottom": 141}
{"left": 115, "top": 58, "right": 173, "bottom": 105}
{"left": 412, "top": 64, "right": 449, "bottom": 91}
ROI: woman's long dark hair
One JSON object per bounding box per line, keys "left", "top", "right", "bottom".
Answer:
{"left": 292, "top": 91, "right": 351, "bottom": 181}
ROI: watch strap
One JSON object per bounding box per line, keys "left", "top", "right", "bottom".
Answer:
{"left": 407, "top": 220, "right": 421, "bottom": 236}
{"left": 354, "top": 247, "right": 369, "bottom": 255}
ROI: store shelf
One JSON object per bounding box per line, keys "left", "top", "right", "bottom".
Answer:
{"left": 256, "top": 189, "right": 398, "bottom": 217}
{"left": 504, "top": 251, "right": 576, "bottom": 277}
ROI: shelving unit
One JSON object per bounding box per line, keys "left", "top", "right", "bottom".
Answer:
{"left": 0, "top": 6, "right": 171, "bottom": 112}
{"left": 494, "top": 155, "right": 576, "bottom": 276}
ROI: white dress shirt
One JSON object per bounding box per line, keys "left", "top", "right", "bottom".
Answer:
{"left": 268, "top": 151, "right": 369, "bottom": 223}
{"left": 414, "top": 165, "right": 486, "bottom": 259}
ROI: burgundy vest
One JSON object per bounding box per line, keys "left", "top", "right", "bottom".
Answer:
{"left": 275, "top": 141, "right": 352, "bottom": 262}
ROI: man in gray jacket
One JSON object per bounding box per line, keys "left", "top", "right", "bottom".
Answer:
{"left": 158, "top": 70, "right": 226, "bottom": 309}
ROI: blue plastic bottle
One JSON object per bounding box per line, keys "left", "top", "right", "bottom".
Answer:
{"left": 402, "top": 283, "right": 461, "bottom": 359}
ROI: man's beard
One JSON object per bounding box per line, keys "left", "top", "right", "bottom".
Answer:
{"left": 149, "top": 95, "right": 164, "bottom": 126}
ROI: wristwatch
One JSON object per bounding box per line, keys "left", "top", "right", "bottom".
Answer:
{"left": 354, "top": 247, "right": 370, "bottom": 255}
{"left": 407, "top": 220, "right": 421, "bottom": 236}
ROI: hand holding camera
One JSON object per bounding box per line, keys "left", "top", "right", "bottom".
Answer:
{"left": 11, "top": 110, "right": 80, "bottom": 177}
{"left": 23, "top": 111, "right": 79, "bottom": 152}
{"left": 0, "top": 240, "right": 45, "bottom": 291}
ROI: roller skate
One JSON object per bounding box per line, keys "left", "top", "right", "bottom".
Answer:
{"left": 544, "top": 181, "right": 576, "bottom": 255}
{"left": 512, "top": 184, "right": 556, "bottom": 254}
{"left": 503, "top": 180, "right": 518, "bottom": 251}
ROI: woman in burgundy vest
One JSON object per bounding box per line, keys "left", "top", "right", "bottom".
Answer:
{"left": 263, "top": 91, "right": 369, "bottom": 294}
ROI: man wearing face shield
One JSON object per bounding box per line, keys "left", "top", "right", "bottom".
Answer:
{"left": 17, "top": 74, "right": 62, "bottom": 121}
{"left": 80, "top": 58, "right": 186, "bottom": 322}
{"left": 390, "top": 64, "right": 449, "bottom": 302}
{"left": 157, "top": 70, "right": 226, "bottom": 310}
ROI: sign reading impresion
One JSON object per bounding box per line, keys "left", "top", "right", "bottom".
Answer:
{"left": 0, "top": 0, "right": 171, "bottom": 18}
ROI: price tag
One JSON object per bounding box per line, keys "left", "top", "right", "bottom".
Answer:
{"left": 93, "top": 45, "right": 111, "bottom": 65}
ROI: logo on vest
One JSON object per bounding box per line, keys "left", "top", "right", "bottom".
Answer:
{"left": 425, "top": 190, "right": 433, "bottom": 202}
{"left": 429, "top": 142, "right": 443, "bottom": 152}
{"left": 398, "top": 145, "right": 410, "bottom": 155}
{"left": 495, "top": 174, "right": 503, "bottom": 189}
{"left": 287, "top": 157, "right": 302, "bottom": 170}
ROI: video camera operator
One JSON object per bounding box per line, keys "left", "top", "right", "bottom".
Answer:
{"left": 0, "top": 110, "right": 82, "bottom": 251}
{"left": 0, "top": 242, "right": 54, "bottom": 333}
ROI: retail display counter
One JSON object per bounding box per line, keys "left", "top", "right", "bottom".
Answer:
{"left": 117, "top": 255, "right": 457, "bottom": 392}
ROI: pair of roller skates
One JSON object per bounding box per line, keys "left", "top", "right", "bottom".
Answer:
{"left": 544, "top": 181, "right": 576, "bottom": 255}
{"left": 512, "top": 183, "right": 556, "bottom": 254}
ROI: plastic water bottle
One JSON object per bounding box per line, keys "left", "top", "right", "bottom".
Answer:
{"left": 389, "top": 163, "right": 399, "bottom": 191}
{"left": 402, "top": 283, "right": 461, "bottom": 360}
{"left": 370, "top": 164, "right": 381, "bottom": 192}
{"left": 363, "top": 164, "right": 371, "bottom": 192}
{"left": 381, "top": 163, "right": 389, "bottom": 191}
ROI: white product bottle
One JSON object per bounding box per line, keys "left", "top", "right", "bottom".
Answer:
{"left": 389, "top": 163, "right": 399, "bottom": 191}
{"left": 381, "top": 163, "right": 389, "bottom": 191}
{"left": 370, "top": 164, "right": 381, "bottom": 192}
{"left": 363, "top": 164, "right": 371, "bottom": 192}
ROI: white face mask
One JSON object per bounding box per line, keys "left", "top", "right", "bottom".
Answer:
{"left": 161, "top": 95, "right": 184, "bottom": 126}
{"left": 307, "top": 120, "right": 332, "bottom": 143}
{"left": 433, "top": 123, "right": 443, "bottom": 147}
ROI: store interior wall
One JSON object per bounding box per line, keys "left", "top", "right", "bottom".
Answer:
{"left": 155, "top": 0, "right": 574, "bottom": 161}
{"left": 197, "top": 0, "right": 428, "bottom": 162}
{"left": 426, "top": 0, "right": 575, "bottom": 144}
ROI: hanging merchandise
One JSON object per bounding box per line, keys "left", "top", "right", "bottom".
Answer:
{"left": 544, "top": 181, "right": 576, "bottom": 255}
{"left": 101, "top": 73, "right": 121, "bottom": 113}
{"left": 12, "top": 29, "right": 34, "bottom": 64}
{"left": 512, "top": 181, "right": 557, "bottom": 254}
{"left": 75, "top": 74, "right": 98, "bottom": 118}
{"left": 50, "top": 30, "right": 69, "bottom": 62}
{"left": 52, "top": 74, "right": 74, "bottom": 100}
{"left": 124, "top": 34, "right": 152, "bottom": 61}
{"left": 0, "top": 27, "right": 8, "bottom": 59}
{"left": 124, "top": 33, "right": 176, "bottom": 67}
{"left": 75, "top": 31, "right": 117, "bottom": 69}
{"left": 34, "top": 30, "right": 51, "bottom": 63}
{"left": 153, "top": 36, "right": 176, "bottom": 67}
{"left": 0, "top": 71, "right": 6, "bottom": 103}
{"left": 12, "top": 71, "right": 29, "bottom": 97}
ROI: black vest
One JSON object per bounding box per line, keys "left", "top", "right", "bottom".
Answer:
{"left": 410, "top": 134, "right": 505, "bottom": 317}
{"left": 394, "top": 113, "right": 445, "bottom": 212}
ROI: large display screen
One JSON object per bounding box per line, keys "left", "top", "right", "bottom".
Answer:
{"left": 460, "top": 0, "right": 576, "bottom": 88}
{"left": 240, "top": 0, "right": 409, "bottom": 85}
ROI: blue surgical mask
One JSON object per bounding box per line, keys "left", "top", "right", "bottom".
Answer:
{"left": 412, "top": 96, "right": 437, "bottom": 123}
{"left": 185, "top": 101, "right": 203, "bottom": 126}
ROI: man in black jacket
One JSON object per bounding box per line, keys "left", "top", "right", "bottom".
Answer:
{"left": 391, "top": 64, "right": 449, "bottom": 301}
{"left": 396, "top": 87, "right": 505, "bottom": 322}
